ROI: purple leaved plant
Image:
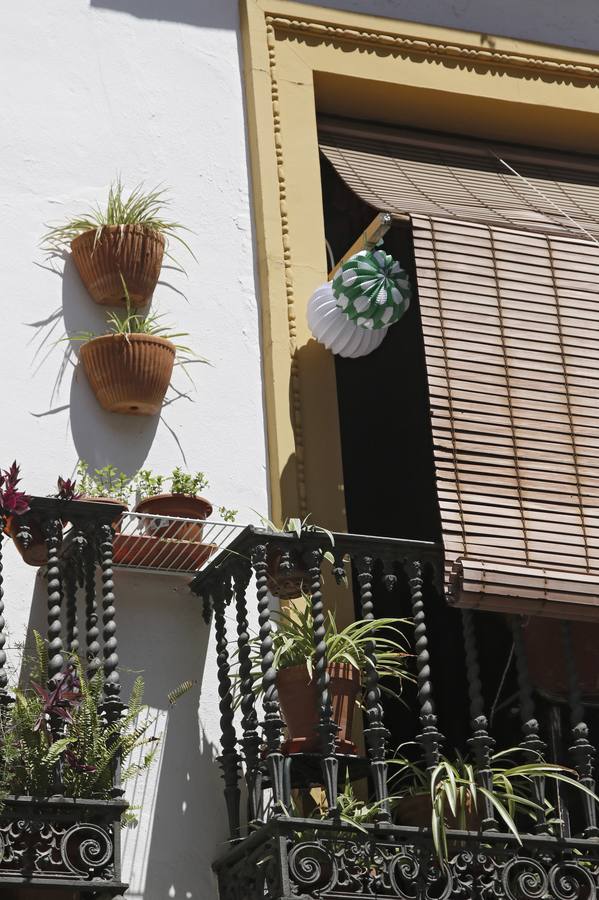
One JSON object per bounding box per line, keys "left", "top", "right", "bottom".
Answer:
{"left": 56, "top": 476, "right": 81, "bottom": 501}
{"left": 31, "top": 664, "right": 82, "bottom": 740}
{"left": 0, "top": 461, "right": 31, "bottom": 516}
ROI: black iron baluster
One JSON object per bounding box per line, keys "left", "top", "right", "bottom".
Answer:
{"left": 64, "top": 558, "right": 79, "bottom": 656}
{"left": 305, "top": 547, "right": 339, "bottom": 816}
{"left": 0, "top": 521, "right": 12, "bottom": 717}
{"left": 461, "top": 609, "right": 497, "bottom": 830}
{"left": 43, "top": 516, "right": 65, "bottom": 794}
{"left": 99, "top": 522, "right": 125, "bottom": 797}
{"left": 561, "top": 621, "right": 599, "bottom": 838}
{"left": 253, "top": 543, "right": 287, "bottom": 814}
{"left": 84, "top": 533, "right": 101, "bottom": 676}
{"left": 214, "top": 575, "right": 241, "bottom": 838}
{"left": 356, "top": 554, "right": 390, "bottom": 822}
{"left": 44, "top": 517, "right": 65, "bottom": 688}
{"left": 99, "top": 523, "right": 123, "bottom": 724}
{"left": 408, "top": 560, "right": 443, "bottom": 771}
{"left": 234, "top": 560, "right": 263, "bottom": 823}
{"left": 511, "top": 617, "right": 548, "bottom": 833}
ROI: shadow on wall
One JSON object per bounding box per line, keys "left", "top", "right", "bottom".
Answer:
{"left": 26, "top": 569, "right": 226, "bottom": 900}
{"left": 29, "top": 252, "right": 194, "bottom": 475}
{"left": 89, "top": 0, "right": 238, "bottom": 28}
{"left": 63, "top": 256, "right": 159, "bottom": 475}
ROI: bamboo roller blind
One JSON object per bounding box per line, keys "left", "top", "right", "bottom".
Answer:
{"left": 319, "top": 119, "right": 599, "bottom": 618}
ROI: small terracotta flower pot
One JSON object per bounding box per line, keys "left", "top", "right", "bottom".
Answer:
{"left": 133, "top": 493, "right": 213, "bottom": 541}
{"left": 79, "top": 333, "right": 175, "bottom": 416}
{"left": 71, "top": 224, "right": 165, "bottom": 306}
{"left": 113, "top": 532, "right": 216, "bottom": 570}
{"left": 267, "top": 548, "right": 309, "bottom": 600}
{"left": 276, "top": 661, "right": 360, "bottom": 754}
{"left": 395, "top": 792, "right": 480, "bottom": 830}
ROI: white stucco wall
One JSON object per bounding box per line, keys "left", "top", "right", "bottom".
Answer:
{"left": 2, "top": 1, "right": 598, "bottom": 899}
{"left": 1, "top": 2, "right": 266, "bottom": 898}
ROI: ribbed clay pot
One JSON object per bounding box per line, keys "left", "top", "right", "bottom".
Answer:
{"left": 79, "top": 333, "right": 175, "bottom": 415}
{"left": 134, "top": 494, "right": 213, "bottom": 541}
{"left": 276, "top": 661, "right": 360, "bottom": 754}
{"left": 71, "top": 224, "right": 165, "bottom": 306}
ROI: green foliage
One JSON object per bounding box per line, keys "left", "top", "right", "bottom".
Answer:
{"left": 134, "top": 469, "right": 166, "bottom": 499}
{"left": 389, "top": 749, "right": 599, "bottom": 861}
{"left": 169, "top": 467, "right": 209, "bottom": 496}
{"left": 255, "top": 513, "right": 335, "bottom": 564}
{"left": 218, "top": 505, "right": 238, "bottom": 523}
{"left": 42, "top": 176, "right": 195, "bottom": 263}
{"left": 0, "top": 637, "right": 159, "bottom": 807}
{"left": 76, "top": 461, "right": 132, "bottom": 505}
{"left": 234, "top": 602, "right": 411, "bottom": 705}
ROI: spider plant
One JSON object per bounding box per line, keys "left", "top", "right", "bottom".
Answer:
{"left": 389, "top": 748, "right": 599, "bottom": 861}
{"left": 234, "top": 601, "right": 412, "bottom": 701}
{"left": 42, "top": 176, "right": 194, "bottom": 262}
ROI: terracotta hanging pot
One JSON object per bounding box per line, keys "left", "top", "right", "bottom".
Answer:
{"left": 521, "top": 617, "right": 599, "bottom": 700}
{"left": 133, "top": 494, "right": 213, "bottom": 541}
{"left": 79, "top": 333, "right": 175, "bottom": 415}
{"left": 71, "top": 224, "right": 165, "bottom": 307}
{"left": 276, "top": 661, "right": 360, "bottom": 754}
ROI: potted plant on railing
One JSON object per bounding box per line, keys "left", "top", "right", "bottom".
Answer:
{"left": 42, "top": 177, "right": 194, "bottom": 306}
{"left": 258, "top": 516, "right": 337, "bottom": 600}
{"left": 389, "top": 749, "right": 599, "bottom": 861}
{"left": 1, "top": 462, "right": 37, "bottom": 564}
{"left": 242, "top": 604, "right": 411, "bottom": 755}
{"left": 71, "top": 292, "right": 199, "bottom": 416}
{"left": 0, "top": 634, "right": 159, "bottom": 815}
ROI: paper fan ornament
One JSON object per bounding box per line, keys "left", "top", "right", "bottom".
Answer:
{"left": 332, "top": 248, "right": 411, "bottom": 330}
{"left": 307, "top": 284, "right": 386, "bottom": 358}
{"left": 307, "top": 247, "right": 412, "bottom": 358}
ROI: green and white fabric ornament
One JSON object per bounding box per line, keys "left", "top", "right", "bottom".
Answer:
{"left": 332, "top": 249, "right": 411, "bottom": 330}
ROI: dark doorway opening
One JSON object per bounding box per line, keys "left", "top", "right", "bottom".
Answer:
{"left": 319, "top": 152, "right": 520, "bottom": 760}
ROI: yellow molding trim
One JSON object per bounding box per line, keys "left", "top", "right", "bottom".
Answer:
{"left": 242, "top": 0, "right": 599, "bottom": 528}
{"left": 268, "top": 13, "right": 599, "bottom": 85}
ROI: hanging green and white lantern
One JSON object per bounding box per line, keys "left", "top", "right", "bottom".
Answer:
{"left": 332, "top": 249, "right": 411, "bottom": 330}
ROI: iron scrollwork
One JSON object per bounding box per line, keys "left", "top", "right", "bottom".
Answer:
{"left": 215, "top": 822, "right": 599, "bottom": 900}
{"left": 0, "top": 800, "right": 122, "bottom": 885}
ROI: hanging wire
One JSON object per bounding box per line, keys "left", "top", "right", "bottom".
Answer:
{"left": 494, "top": 153, "right": 599, "bottom": 247}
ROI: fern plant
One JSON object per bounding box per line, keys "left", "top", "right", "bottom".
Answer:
{"left": 0, "top": 633, "right": 159, "bottom": 809}
{"left": 42, "top": 176, "right": 194, "bottom": 263}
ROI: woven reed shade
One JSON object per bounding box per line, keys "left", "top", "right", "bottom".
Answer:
{"left": 320, "top": 119, "right": 599, "bottom": 619}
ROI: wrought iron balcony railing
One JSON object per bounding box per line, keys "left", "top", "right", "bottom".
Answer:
{"left": 0, "top": 496, "right": 128, "bottom": 898}
{"left": 191, "top": 526, "right": 599, "bottom": 900}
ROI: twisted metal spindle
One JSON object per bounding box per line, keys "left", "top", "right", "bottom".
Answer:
{"left": 408, "top": 560, "right": 443, "bottom": 771}
{"left": 84, "top": 535, "right": 101, "bottom": 677}
{"left": 43, "top": 516, "right": 65, "bottom": 794}
{"left": 0, "top": 522, "right": 12, "bottom": 716}
{"left": 43, "top": 518, "right": 64, "bottom": 688}
{"left": 234, "top": 560, "right": 263, "bottom": 823}
{"left": 305, "top": 547, "right": 339, "bottom": 815}
{"left": 64, "top": 558, "right": 79, "bottom": 656}
{"left": 356, "top": 554, "right": 390, "bottom": 822}
{"left": 253, "top": 543, "right": 286, "bottom": 812}
{"left": 214, "top": 576, "right": 241, "bottom": 838}
{"left": 561, "top": 621, "right": 599, "bottom": 838}
{"left": 461, "top": 609, "right": 497, "bottom": 830}
{"left": 99, "top": 524, "right": 123, "bottom": 726}
{"left": 511, "top": 617, "right": 548, "bottom": 833}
